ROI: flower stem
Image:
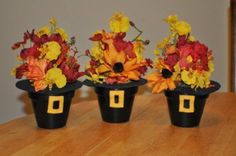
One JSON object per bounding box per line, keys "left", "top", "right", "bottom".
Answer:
{"left": 130, "top": 21, "right": 143, "bottom": 42}
{"left": 77, "top": 54, "right": 88, "bottom": 58}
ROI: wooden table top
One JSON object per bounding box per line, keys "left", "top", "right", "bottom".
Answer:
{"left": 0, "top": 92, "right": 236, "bottom": 156}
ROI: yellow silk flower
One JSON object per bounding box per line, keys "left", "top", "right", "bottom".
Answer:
{"left": 109, "top": 12, "right": 130, "bottom": 33}
{"left": 39, "top": 41, "right": 61, "bottom": 61}
{"left": 208, "top": 60, "right": 214, "bottom": 72}
{"left": 36, "top": 26, "right": 50, "bottom": 37}
{"left": 193, "top": 72, "right": 211, "bottom": 88}
{"left": 181, "top": 70, "right": 211, "bottom": 88}
{"left": 50, "top": 17, "right": 57, "bottom": 27}
{"left": 157, "top": 37, "right": 170, "bottom": 49}
{"left": 133, "top": 40, "right": 145, "bottom": 62}
{"left": 45, "top": 67, "right": 66, "bottom": 89}
{"left": 181, "top": 70, "right": 196, "bottom": 86}
{"left": 165, "top": 15, "right": 178, "bottom": 25}
{"left": 91, "top": 43, "right": 104, "bottom": 62}
{"left": 55, "top": 27, "right": 68, "bottom": 41}
{"left": 173, "top": 21, "right": 191, "bottom": 36}
{"left": 86, "top": 72, "right": 105, "bottom": 84}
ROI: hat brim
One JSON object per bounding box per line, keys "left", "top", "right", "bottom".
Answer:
{"left": 83, "top": 79, "right": 147, "bottom": 89}
{"left": 165, "top": 81, "right": 221, "bottom": 96}
{"left": 16, "top": 80, "right": 82, "bottom": 95}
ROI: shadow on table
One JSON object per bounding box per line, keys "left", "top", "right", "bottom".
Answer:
{"left": 200, "top": 112, "right": 220, "bottom": 127}
{"left": 18, "top": 92, "right": 33, "bottom": 114}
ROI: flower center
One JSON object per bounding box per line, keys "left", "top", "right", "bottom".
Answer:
{"left": 162, "top": 69, "right": 173, "bottom": 78}
{"left": 113, "top": 62, "right": 124, "bottom": 73}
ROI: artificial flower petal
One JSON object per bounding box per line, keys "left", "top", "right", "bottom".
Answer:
{"left": 97, "top": 64, "right": 111, "bottom": 73}
{"left": 39, "top": 41, "right": 61, "bottom": 61}
{"left": 36, "top": 26, "right": 50, "bottom": 37}
{"left": 181, "top": 70, "right": 196, "bottom": 85}
{"left": 25, "top": 57, "right": 47, "bottom": 81}
{"left": 55, "top": 28, "right": 68, "bottom": 41}
{"left": 127, "top": 70, "right": 140, "bottom": 80}
{"left": 165, "top": 15, "right": 178, "bottom": 25}
{"left": 45, "top": 67, "right": 66, "bottom": 89}
{"left": 173, "top": 21, "right": 191, "bottom": 36}
{"left": 50, "top": 17, "right": 57, "bottom": 27}
{"left": 109, "top": 12, "right": 130, "bottom": 33}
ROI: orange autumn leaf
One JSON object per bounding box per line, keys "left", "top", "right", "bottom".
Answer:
{"left": 25, "top": 57, "right": 48, "bottom": 91}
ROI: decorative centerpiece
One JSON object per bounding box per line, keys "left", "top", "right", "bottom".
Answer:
{"left": 147, "top": 15, "right": 220, "bottom": 127}
{"left": 12, "top": 18, "right": 84, "bottom": 129}
{"left": 84, "top": 12, "right": 152, "bottom": 123}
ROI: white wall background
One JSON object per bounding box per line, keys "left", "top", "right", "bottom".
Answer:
{"left": 0, "top": 0, "right": 229, "bottom": 123}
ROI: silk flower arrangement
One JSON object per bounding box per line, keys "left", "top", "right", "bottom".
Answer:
{"left": 83, "top": 12, "right": 152, "bottom": 123}
{"left": 147, "top": 15, "right": 220, "bottom": 127}
{"left": 11, "top": 18, "right": 83, "bottom": 129}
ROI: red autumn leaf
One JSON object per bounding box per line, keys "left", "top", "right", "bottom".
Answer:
{"left": 113, "top": 35, "right": 136, "bottom": 58}
{"left": 164, "top": 53, "right": 179, "bottom": 69}
{"left": 176, "top": 35, "right": 188, "bottom": 48}
{"left": 15, "top": 64, "right": 28, "bottom": 79}
{"left": 60, "top": 56, "right": 85, "bottom": 82}
{"left": 89, "top": 33, "right": 103, "bottom": 41}
{"left": 20, "top": 46, "right": 41, "bottom": 60}
{"left": 85, "top": 49, "right": 91, "bottom": 56}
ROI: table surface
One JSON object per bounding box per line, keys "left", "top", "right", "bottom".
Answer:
{"left": 0, "top": 92, "right": 236, "bottom": 156}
